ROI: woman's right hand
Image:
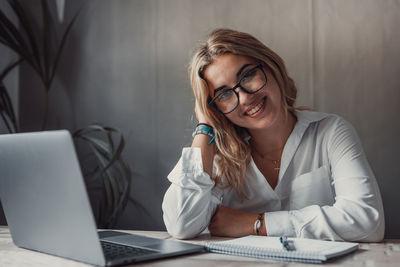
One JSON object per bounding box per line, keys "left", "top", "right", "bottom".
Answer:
{"left": 192, "top": 100, "right": 216, "bottom": 177}
{"left": 195, "top": 100, "right": 210, "bottom": 125}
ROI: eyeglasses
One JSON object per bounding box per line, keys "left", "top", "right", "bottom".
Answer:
{"left": 208, "top": 62, "right": 267, "bottom": 114}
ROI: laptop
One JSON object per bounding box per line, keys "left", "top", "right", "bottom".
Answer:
{"left": 0, "top": 130, "right": 204, "bottom": 266}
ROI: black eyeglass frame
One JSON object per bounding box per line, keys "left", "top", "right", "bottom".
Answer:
{"left": 208, "top": 62, "right": 267, "bottom": 114}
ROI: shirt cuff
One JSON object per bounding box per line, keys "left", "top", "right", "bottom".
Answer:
{"left": 264, "top": 211, "right": 296, "bottom": 237}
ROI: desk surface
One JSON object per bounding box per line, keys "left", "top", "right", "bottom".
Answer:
{"left": 1, "top": 226, "right": 399, "bottom": 266}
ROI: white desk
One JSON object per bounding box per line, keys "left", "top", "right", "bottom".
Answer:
{"left": 1, "top": 226, "right": 399, "bottom": 266}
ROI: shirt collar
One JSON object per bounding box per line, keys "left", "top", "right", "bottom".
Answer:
{"left": 277, "top": 110, "right": 330, "bottom": 188}
{"left": 294, "top": 109, "right": 330, "bottom": 128}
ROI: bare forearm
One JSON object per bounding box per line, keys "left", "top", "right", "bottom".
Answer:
{"left": 209, "top": 206, "right": 267, "bottom": 237}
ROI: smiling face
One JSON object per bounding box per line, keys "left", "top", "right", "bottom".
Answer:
{"left": 204, "top": 53, "right": 285, "bottom": 131}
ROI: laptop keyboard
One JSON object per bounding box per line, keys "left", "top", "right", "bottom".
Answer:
{"left": 101, "top": 240, "right": 158, "bottom": 260}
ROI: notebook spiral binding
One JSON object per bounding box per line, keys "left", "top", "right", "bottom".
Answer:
{"left": 206, "top": 242, "right": 324, "bottom": 264}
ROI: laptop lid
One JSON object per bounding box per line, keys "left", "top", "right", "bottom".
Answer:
{"left": 0, "top": 130, "right": 106, "bottom": 266}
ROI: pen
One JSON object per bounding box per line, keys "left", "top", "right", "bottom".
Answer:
{"left": 280, "top": 235, "right": 295, "bottom": 251}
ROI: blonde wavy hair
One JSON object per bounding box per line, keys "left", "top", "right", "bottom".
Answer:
{"left": 189, "top": 29, "right": 297, "bottom": 198}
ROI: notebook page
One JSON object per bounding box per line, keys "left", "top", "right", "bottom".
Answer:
{"left": 291, "top": 238, "right": 358, "bottom": 258}
{"left": 223, "top": 236, "right": 282, "bottom": 249}
{"left": 215, "top": 236, "right": 358, "bottom": 258}
{"left": 206, "top": 236, "right": 325, "bottom": 262}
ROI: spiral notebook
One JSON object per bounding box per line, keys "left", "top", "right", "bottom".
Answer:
{"left": 205, "top": 236, "right": 358, "bottom": 263}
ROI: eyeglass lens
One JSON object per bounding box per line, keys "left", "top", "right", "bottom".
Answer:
{"left": 213, "top": 65, "right": 266, "bottom": 114}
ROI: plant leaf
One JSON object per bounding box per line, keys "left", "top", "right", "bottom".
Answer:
{"left": 8, "top": 0, "right": 43, "bottom": 75}
{"left": 0, "top": 84, "right": 15, "bottom": 133}
{"left": 48, "top": 7, "right": 80, "bottom": 90}
{"left": 86, "top": 141, "right": 114, "bottom": 213}
{"left": 108, "top": 160, "right": 132, "bottom": 222}
{"left": 0, "top": 87, "right": 15, "bottom": 131}
{"left": 73, "top": 124, "right": 107, "bottom": 137}
{"left": 0, "top": 59, "right": 23, "bottom": 131}
{"left": 0, "top": 3, "right": 29, "bottom": 52}
{"left": 0, "top": 80, "right": 18, "bottom": 132}
{"left": 79, "top": 135, "right": 111, "bottom": 156}
{"left": 41, "top": 0, "right": 52, "bottom": 86}
{"left": 73, "top": 125, "right": 131, "bottom": 228}
{"left": 73, "top": 125, "right": 125, "bottom": 173}
{"left": 0, "top": 58, "right": 23, "bottom": 81}
{"left": 78, "top": 135, "right": 121, "bottom": 218}
{"left": 0, "top": 111, "right": 13, "bottom": 133}
{"left": 0, "top": 11, "right": 32, "bottom": 61}
{"left": 0, "top": 1, "right": 42, "bottom": 72}
{"left": 102, "top": 134, "right": 125, "bottom": 173}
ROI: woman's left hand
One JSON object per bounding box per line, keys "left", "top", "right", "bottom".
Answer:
{"left": 208, "top": 205, "right": 261, "bottom": 237}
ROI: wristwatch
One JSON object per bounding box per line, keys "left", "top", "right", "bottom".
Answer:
{"left": 254, "top": 213, "right": 263, "bottom": 235}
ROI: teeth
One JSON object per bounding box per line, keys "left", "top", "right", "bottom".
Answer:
{"left": 246, "top": 99, "right": 264, "bottom": 116}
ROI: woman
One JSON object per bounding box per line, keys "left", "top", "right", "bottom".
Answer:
{"left": 162, "top": 29, "right": 384, "bottom": 241}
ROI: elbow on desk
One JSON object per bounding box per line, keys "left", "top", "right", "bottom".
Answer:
{"left": 357, "top": 215, "right": 385, "bottom": 242}
{"left": 162, "top": 195, "right": 212, "bottom": 239}
{"left": 339, "top": 203, "right": 385, "bottom": 242}
{"left": 355, "top": 201, "right": 385, "bottom": 242}
{"left": 162, "top": 209, "right": 204, "bottom": 239}
{"left": 164, "top": 216, "right": 202, "bottom": 239}
{"left": 166, "top": 225, "right": 198, "bottom": 240}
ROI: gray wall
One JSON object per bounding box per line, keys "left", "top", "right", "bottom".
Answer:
{"left": 5, "top": 0, "right": 400, "bottom": 237}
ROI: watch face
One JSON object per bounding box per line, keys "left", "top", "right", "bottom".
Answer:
{"left": 255, "top": 220, "right": 261, "bottom": 228}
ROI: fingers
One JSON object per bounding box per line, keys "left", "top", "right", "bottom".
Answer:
{"left": 208, "top": 205, "right": 221, "bottom": 235}
{"left": 194, "top": 100, "right": 210, "bottom": 124}
{"left": 209, "top": 205, "right": 220, "bottom": 225}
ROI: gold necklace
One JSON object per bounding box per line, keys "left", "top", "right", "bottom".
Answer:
{"left": 252, "top": 147, "right": 283, "bottom": 175}
{"left": 271, "top": 159, "right": 280, "bottom": 174}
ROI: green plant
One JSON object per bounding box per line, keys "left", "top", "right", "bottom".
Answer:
{"left": 0, "top": 0, "right": 78, "bottom": 130}
{"left": 0, "top": 0, "right": 132, "bottom": 228}
{"left": 74, "top": 125, "right": 132, "bottom": 228}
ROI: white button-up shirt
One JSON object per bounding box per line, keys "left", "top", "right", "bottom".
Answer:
{"left": 162, "top": 110, "right": 385, "bottom": 241}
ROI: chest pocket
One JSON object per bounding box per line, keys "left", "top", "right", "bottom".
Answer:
{"left": 289, "top": 165, "right": 335, "bottom": 210}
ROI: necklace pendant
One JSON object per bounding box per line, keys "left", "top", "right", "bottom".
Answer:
{"left": 272, "top": 160, "right": 280, "bottom": 173}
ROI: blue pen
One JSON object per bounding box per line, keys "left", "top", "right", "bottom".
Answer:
{"left": 280, "top": 235, "right": 294, "bottom": 251}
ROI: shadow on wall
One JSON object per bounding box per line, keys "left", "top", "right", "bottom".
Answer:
{"left": 0, "top": 201, "right": 6, "bottom": 225}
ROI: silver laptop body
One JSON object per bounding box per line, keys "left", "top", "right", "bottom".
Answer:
{"left": 0, "top": 130, "right": 204, "bottom": 266}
